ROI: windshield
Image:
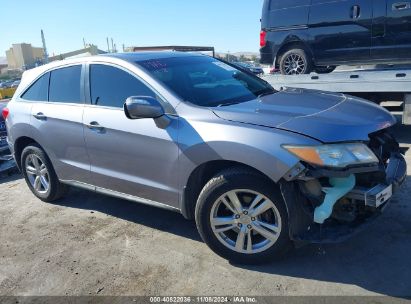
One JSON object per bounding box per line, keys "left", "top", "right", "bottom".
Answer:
{"left": 136, "top": 55, "right": 275, "bottom": 107}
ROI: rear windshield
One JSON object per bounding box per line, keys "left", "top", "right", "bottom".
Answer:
{"left": 135, "top": 56, "right": 275, "bottom": 107}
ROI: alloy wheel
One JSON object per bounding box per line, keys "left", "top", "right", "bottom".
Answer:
{"left": 210, "top": 189, "right": 282, "bottom": 254}
{"left": 283, "top": 53, "right": 306, "bottom": 75}
{"left": 25, "top": 154, "right": 50, "bottom": 194}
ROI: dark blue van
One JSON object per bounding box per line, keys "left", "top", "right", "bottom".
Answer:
{"left": 260, "top": 0, "right": 411, "bottom": 75}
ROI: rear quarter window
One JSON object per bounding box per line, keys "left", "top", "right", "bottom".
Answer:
{"left": 21, "top": 72, "right": 50, "bottom": 102}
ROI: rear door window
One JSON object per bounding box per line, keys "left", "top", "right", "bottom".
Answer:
{"left": 89, "top": 64, "right": 156, "bottom": 108}
{"left": 49, "top": 65, "right": 82, "bottom": 103}
{"left": 21, "top": 72, "right": 50, "bottom": 101}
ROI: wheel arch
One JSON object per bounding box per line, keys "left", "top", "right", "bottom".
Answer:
{"left": 181, "top": 160, "right": 278, "bottom": 220}
{"left": 275, "top": 39, "right": 314, "bottom": 67}
{"left": 13, "top": 136, "right": 41, "bottom": 171}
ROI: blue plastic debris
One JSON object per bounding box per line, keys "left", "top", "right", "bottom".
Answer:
{"left": 314, "top": 174, "right": 356, "bottom": 224}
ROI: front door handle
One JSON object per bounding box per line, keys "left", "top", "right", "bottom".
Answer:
{"left": 85, "top": 121, "right": 105, "bottom": 131}
{"left": 392, "top": 2, "right": 411, "bottom": 10}
{"left": 351, "top": 5, "right": 361, "bottom": 19}
{"left": 33, "top": 112, "right": 47, "bottom": 120}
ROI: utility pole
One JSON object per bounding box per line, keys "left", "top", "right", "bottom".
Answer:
{"left": 111, "top": 38, "right": 114, "bottom": 53}
{"left": 106, "top": 37, "right": 110, "bottom": 52}
{"left": 41, "top": 29, "right": 49, "bottom": 64}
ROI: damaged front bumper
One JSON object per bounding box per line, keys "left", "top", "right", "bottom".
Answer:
{"left": 281, "top": 150, "right": 407, "bottom": 244}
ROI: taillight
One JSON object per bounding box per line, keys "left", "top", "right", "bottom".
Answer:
{"left": 260, "top": 30, "right": 267, "bottom": 48}
{"left": 2, "top": 107, "right": 9, "bottom": 120}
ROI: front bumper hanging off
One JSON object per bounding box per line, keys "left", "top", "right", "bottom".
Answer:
{"left": 281, "top": 151, "right": 407, "bottom": 244}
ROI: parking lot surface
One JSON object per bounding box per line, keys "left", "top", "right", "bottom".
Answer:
{"left": 0, "top": 125, "right": 410, "bottom": 297}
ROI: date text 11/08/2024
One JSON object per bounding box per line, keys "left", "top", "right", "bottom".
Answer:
{"left": 149, "top": 296, "right": 257, "bottom": 303}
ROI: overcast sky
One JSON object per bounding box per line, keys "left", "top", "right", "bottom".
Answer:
{"left": 1, "top": 0, "right": 264, "bottom": 56}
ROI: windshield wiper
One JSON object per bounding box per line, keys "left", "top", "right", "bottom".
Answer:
{"left": 216, "top": 101, "right": 242, "bottom": 107}
{"left": 257, "top": 89, "right": 276, "bottom": 98}
{"left": 214, "top": 90, "right": 276, "bottom": 107}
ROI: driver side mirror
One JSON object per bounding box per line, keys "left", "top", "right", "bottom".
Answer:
{"left": 124, "top": 96, "right": 165, "bottom": 120}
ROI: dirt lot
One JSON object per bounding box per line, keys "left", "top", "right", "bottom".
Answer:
{"left": 0, "top": 125, "right": 410, "bottom": 298}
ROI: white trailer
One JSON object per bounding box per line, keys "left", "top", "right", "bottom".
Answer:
{"left": 262, "top": 67, "right": 411, "bottom": 125}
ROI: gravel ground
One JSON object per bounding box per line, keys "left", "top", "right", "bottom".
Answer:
{"left": 0, "top": 124, "right": 410, "bottom": 298}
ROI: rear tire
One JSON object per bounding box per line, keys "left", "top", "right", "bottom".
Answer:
{"left": 195, "top": 168, "right": 292, "bottom": 264}
{"left": 279, "top": 48, "right": 313, "bottom": 75}
{"left": 21, "top": 144, "right": 68, "bottom": 202}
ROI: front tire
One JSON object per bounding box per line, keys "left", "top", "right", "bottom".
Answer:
{"left": 195, "top": 168, "right": 292, "bottom": 264}
{"left": 21, "top": 144, "right": 68, "bottom": 202}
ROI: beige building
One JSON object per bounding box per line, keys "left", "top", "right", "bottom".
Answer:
{"left": 6, "top": 43, "right": 44, "bottom": 70}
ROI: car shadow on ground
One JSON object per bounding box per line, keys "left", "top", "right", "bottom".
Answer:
{"left": 0, "top": 172, "right": 22, "bottom": 184}
{"left": 5, "top": 122, "right": 410, "bottom": 297}
{"left": 234, "top": 174, "right": 411, "bottom": 298}
{"left": 48, "top": 174, "right": 411, "bottom": 298}
{"left": 53, "top": 186, "right": 202, "bottom": 243}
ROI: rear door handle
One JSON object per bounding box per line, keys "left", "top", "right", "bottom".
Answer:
{"left": 351, "top": 5, "right": 361, "bottom": 19}
{"left": 85, "top": 121, "right": 105, "bottom": 131}
{"left": 33, "top": 112, "right": 47, "bottom": 120}
{"left": 392, "top": 2, "right": 411, "bottom": 10}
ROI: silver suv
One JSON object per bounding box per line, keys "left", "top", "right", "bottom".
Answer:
{"left": 4, "top": 52, "right": 407, "bottom": 263}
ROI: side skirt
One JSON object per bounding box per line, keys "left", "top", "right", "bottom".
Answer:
{"left": 60, "top": 180, "right": 181, "bottom": 213}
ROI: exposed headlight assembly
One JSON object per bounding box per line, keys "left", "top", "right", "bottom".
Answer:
{"left": 283, "top": 143, "right": 379, "bottom": 168}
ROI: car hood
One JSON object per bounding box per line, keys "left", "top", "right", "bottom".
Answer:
{"left": 212, "top": 88, "right": 396, "bottom": 143}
